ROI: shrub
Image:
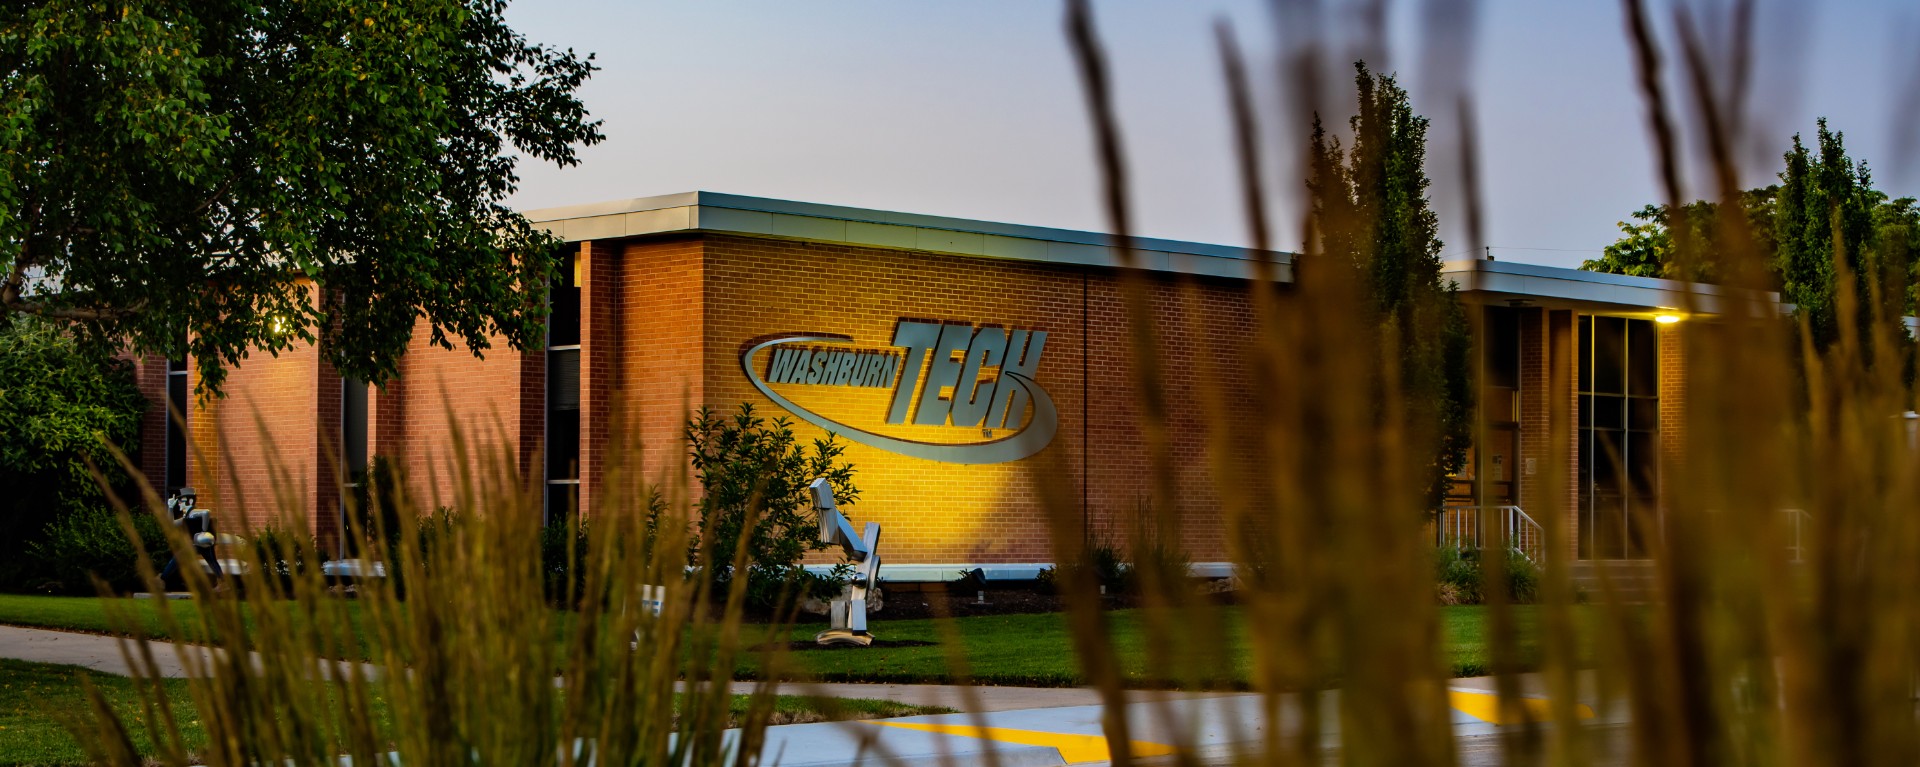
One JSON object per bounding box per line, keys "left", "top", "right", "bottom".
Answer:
{"left": 1433, "top": 546, "right": 1541, "bottom": 605}
{"left": 685, "top": 403, "right": 858, "bottom": 610}
{"left": 345, "top": 455, "right": 407, "bottom": 558}
{"left": 23, "top": 509, "right": 167, "bottom": 594}
{"left": 0, "top": 317, "right": 147, "bottom": 591}
{"left": 540, "top": 514, "right": 593, "bottom": 605}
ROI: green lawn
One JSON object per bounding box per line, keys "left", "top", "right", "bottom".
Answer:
{"left": 0, "top": 594, "right": 1577, "bottom": 689}
{"left": 752, "top": 605, "right": 1549, "bottom": 686}
{"left": 0, "top": 657, "right": 946, "bottom": 766}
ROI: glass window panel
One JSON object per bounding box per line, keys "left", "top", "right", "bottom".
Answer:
{"left": 1592, "top": 498, "right": 1626, "bottom": 560}
{"left": 1630, "top": 398, "right": 1659, "bottom": 432}
{"left": 1576, "top": 430, "right": 1593, "bottom": 487}
{"left": 1487, "top": 307, "right": 1521, "bottom": 389}
{"left": 167, "top": 358, "right": 187, "bottom": 373}
{"left": 1628, "top": 319, "right": 1659, "bottom": 396}
{"left": 165, "top": 374, "right": 188, "bottom": 492}
{"left": 1578, "top": 316, "right": 1593, "bottom": 392}
{"left": 549, "top": 253, "right": 581, "bottom": 347}
{"left": 1593, "top": 395, "right": 1625, "bottom": 430}
{"left": 1594, "top": 429, "right": 1625, "bottom": 496}
{"left": 546, "top": 483, "right": 580, "bottom": 525}
{"left": 547, "top": 410, "right": 580, "bottom": 480}
{"left": 343, "top": 379, "right": 369, "bottom": 472}
{"left": 548, "top": 349, "right": 580, "bottom": 411}
{"left": 1628, "top": 431, "right": 1659, "bottom": 497}
{"left": 1625, "top": 495, "right": 1658, "bottom": 559}
{"left": 1594, "top": 316, "right": 1626, "bottom": 394}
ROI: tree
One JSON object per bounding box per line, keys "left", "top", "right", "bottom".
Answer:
{"left": 1582, "top": 189, "right": 1778, "bottom": 284}
{"left": 1307, "top": 62, "right": 1474, "bottom": 509}
{"left": 0, "top": 316, "right": 147, "bottom": 588}
{"left": 685, "top": 403, "right": 859, "bottom": 609}
{"left": 1776, "top": 120, "right": 1884, "bottom": 350}
{"left": 0, "top": 1, "right": 603, "bottom": 393}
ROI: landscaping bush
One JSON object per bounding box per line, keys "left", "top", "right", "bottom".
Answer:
{"left": 0, "top": 317, "right": 147, "bottom": 591}
{"left": 1433, "top": 546, "right": 1541, "bottom": 605}
{"left": 540, "top": 514, "right": 593, "bottom": 605}
{"left": 22, "top": 509, "right": 167, "bottom": 594}
{"left": 345, "top": 456, "right": 406, "bottom": 558}
{"left": 685, "top": 403, "right": 859, "bottom": 610}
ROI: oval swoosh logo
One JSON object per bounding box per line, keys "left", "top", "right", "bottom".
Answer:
{"left": 742, "top": 335, "right": 1058, "bottom": 464}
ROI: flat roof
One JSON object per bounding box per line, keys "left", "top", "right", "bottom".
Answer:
{"left": 522, "top": 191, "right": 1777, "bottom": 315}
{"left": 1441, "top": 258, "right": 1781, "bottom": 316}
{"left": 522, "top": 191, "right": 1293, "bottom": 282}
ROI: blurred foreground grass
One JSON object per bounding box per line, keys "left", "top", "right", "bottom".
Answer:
{"left": 0, "top": 657, "right": 947, "bottom": 766}
{"left": 0, "top": 595, "right": 1582, "bottom": 685}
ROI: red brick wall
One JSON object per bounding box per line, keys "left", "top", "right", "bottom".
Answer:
{"left": 385, "top": 331, "right": 531, "bottom": 511}
{"left": 188, "top": 297, "right": 325, "bottom": 533}
{"left": 617, "top": 236, "right": 705, "bottom": 490}
{"left": 1517, "top": 308, "right": 1581, "bottom": 558}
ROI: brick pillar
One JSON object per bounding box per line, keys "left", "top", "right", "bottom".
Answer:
{"left": 578, "top": 240, "right": 621, "bottom": 516}
{"left": 313, "top": 357, "right": 344, "bottom": 548}
{"left": 518, "top": 346, "right": 546, "bottom": 488}
{"left": 1657, "top": 322, "right": 1686, "bottom": 512}
{"left": 131, "top": 354, "right": 171, "bottom": 497}
{"left": 1519, "top": 309, "right": 1580, "bottom": 559}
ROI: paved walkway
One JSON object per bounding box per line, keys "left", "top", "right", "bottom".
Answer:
{"left": 0, "top": 624, "right": 1220, "bottom": 713}
{"left": 0, "top": 623, "right": 1615, "bottom": 765}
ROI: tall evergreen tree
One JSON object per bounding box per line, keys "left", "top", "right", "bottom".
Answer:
{"left": 1308, "top": 62, "right": 1473, "bottom": 509}
{"left": 1776, "top": 120, "right": 1882, "bottom": 350}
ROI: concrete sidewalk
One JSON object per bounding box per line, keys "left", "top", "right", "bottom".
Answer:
{"left": 0, "top": 623, "right": 1614, "bottom": 766}
{"left": 735, "top": 681, "right": 1614, "bottom": 767}
{"left": 0, "top": 624, "right": 1216, "bottom": 713}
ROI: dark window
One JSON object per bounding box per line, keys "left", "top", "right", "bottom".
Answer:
{"left": 343, "top": 378, "right": 369, "bottom": 472}
{"left": 545, "top": 250, "right": 583, "bottom": 523}
{"left": 549, "top": 253, "right": 581, "bottom": 347}
{"left": 547, "top": 350, "right": 581, "bottom": 482}
{"left": 165, "top": 366, "right": 188, "bottom": 492}
{"left": 1578, "top": 316, "right": 1661, "bottom": 559}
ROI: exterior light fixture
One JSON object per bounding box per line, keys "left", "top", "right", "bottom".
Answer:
{"left": 1653, "top": 313, "right": 1682, "bottom": 325}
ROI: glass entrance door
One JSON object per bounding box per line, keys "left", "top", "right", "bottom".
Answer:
{"left": 1577, "top": 316, "right": 1660, "bottom": 559}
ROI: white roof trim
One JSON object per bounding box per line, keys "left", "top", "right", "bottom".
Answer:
{"left": 522, "top": 191, "right": 1293, "bottom": 282}
{"left": 1442, "top": 258, "right": 1781, "bottom": 315}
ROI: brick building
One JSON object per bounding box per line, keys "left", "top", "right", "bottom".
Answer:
{"left": 126, "top": 192, "right": 1765, "bottom": 578}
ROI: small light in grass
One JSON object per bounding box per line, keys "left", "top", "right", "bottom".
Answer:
{"left": 1654, "top": 312, "right": 1682, "bottom": 325}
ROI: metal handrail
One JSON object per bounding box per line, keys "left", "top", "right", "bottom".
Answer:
{"left": 1437, "top": 504, "right": 1548, "bottom": 565}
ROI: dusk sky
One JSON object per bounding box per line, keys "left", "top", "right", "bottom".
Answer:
{"left": 503, "top": 1, "right": 1918, "bottom": 269}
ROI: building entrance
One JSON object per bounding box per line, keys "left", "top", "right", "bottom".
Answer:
{"left": 1577, "top": 315, "right": 1660, "bottom": 559}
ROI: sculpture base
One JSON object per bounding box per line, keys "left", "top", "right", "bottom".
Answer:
{"left": 814, "top": 628, "right": 874, "bottom": 647}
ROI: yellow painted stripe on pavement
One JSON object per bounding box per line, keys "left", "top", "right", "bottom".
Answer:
{"left": 1447, "top": 689, "right": 1595, "bottom": 725}
{"left": 868, "top": 721, "right": 1177, "bottom": 764}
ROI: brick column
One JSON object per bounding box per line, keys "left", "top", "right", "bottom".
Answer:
{"left": 578, "top": 240, "right": 621, "bottom": 516}
{"left": 1518, "top": 309, "right": 1580, "bottom": 559}
{"left": 130, "top": 354, "right": 171, "bottom": 496}
{"left": 1657, "top": 322, "right": 1686, "bottom": 513}
{"left": 313, "top": 356, "right": 343, "bottom": 548}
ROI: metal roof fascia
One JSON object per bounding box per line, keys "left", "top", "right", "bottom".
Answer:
{"left": 523, "top": 191, "right": 1294, "bottom": 281}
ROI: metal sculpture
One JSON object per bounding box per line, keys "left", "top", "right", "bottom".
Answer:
{"left": 810, "top": 477, "right": 880, "bottom": 647}
{"left": 159, "top": 487, "right": 224, "bottom": 585}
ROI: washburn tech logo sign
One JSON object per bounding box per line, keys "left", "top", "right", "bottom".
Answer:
{"left": 741, "top": 320, "right": 1057, "bottom": 464}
